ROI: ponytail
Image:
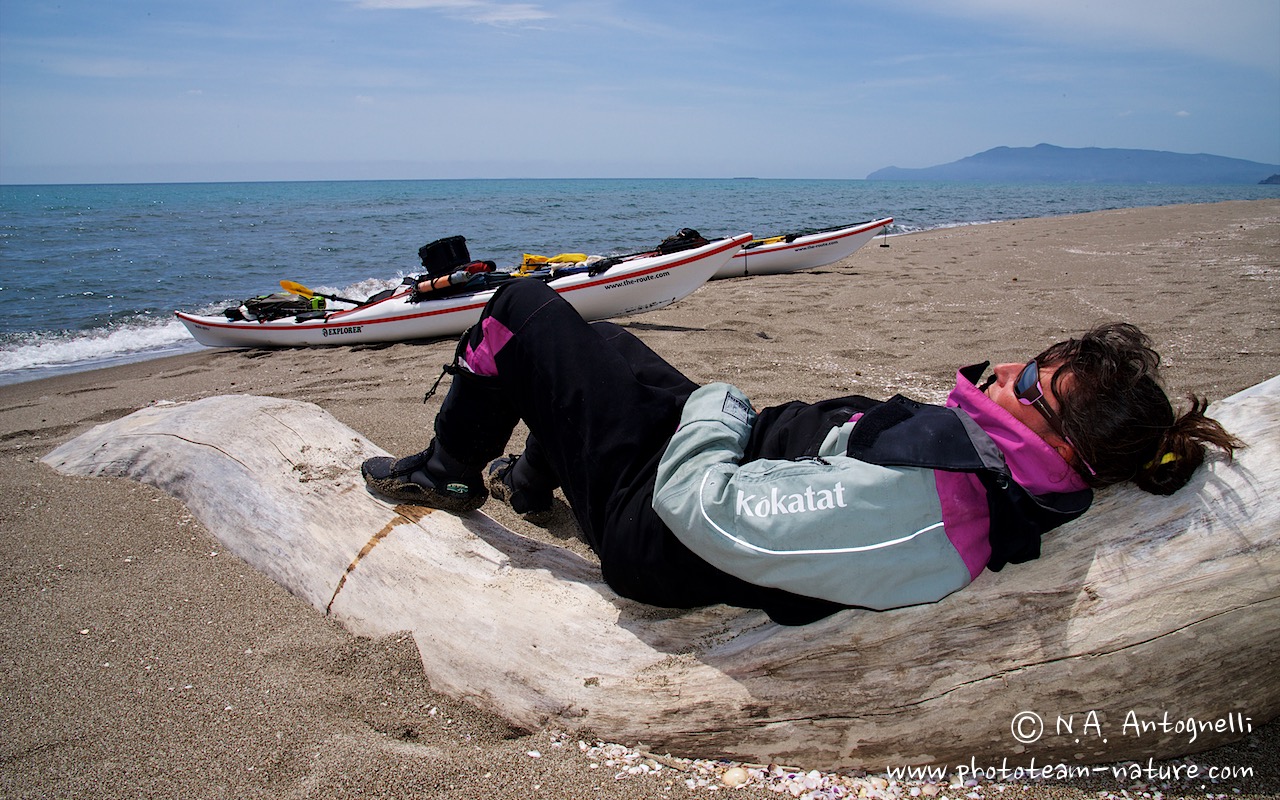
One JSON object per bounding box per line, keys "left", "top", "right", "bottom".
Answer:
{"left": 1131, "top": 395, "right": 1243, "bottom": 495}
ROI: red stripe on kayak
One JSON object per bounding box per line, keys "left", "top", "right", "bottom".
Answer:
{"left": 176, "top": 233, "right": 752, "bottom": 334}
{"left": 733, "top": 218, "right": 892, "bottom": 257}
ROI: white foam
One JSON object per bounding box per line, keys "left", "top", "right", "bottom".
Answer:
{"left": 0, "top": 317, "right": 201, "bottom": 384}
{"left": 331, "top": 276, "right": 404, "bottom": 301}
{"left": 0, "top": 276, "right": 407, "bottom": 385}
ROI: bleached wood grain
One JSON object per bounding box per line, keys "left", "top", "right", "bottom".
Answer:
{"left": 42, "top": 377, "right": 1279, "bottom": 769}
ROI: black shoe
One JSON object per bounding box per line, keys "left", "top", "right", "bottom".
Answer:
{"left": 486, "top": 455, "right": 555, "bottom": 522}
{"left": 362, "top": 449, "right": 487, "bottom": 513}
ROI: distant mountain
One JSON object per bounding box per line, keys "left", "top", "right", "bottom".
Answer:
{"left": 867, "top": 144, "right": 1280, "bottom": 184}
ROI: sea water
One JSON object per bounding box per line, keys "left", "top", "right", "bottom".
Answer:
{"left": 2, "top": 178, "right": 1276, "bottom": 385}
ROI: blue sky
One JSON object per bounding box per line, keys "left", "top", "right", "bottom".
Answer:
{"left": 2, "top": 0, "right": 1277, "bottom": 183}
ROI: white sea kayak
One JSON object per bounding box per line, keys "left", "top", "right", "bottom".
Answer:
{"left": 176, "top": 233, "right": 752, "bottom": 348}
{"left": 713, "top": 218, "right": 893, "bottom": 279}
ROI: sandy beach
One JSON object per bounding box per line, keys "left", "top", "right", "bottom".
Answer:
{"left": 2, "top": 199, "right": 1277, "bottom": 799}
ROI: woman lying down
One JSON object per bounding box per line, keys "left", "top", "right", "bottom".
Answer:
{"left": 363, "top": 280, "right": 1241, "bottom": 625}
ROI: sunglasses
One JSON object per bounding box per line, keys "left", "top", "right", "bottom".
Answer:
{"left": 1014, "top": 360, "right": 1097, "bottom": 476}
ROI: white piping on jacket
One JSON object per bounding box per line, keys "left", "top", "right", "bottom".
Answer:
{"left": 695, "top": 469, "right": 944, "bottom": 556}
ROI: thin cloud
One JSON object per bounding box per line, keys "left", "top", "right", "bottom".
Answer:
{"left": 41, "top": 56, "right": 161, "bottom": 79}
{"left": 912, "top": 0, "right": 1280, "bottom": 74}
{"left": 348, "top": 0, "right": 552, "bottom": 25}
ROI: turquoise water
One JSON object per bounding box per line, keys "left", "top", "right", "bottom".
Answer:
{"left": 1, "top": 178, "right": 1276, "bottom": 384}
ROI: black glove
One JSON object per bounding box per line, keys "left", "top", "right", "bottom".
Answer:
{"left": 402, "top": 275, "right": 424, "bottom": 303}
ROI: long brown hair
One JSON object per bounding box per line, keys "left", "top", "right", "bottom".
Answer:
{"left": 1037, "top": 323, "right": 1243, "bottom": 494}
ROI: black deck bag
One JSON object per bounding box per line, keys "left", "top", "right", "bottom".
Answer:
{"left": 225, "top": 292, "right": 323, "bottom": 322}
{"left": 655, "top": 228, "right": 708, "bottom": 255}
{"left": 418, "top": 235, "right": 471, "bottom": 278}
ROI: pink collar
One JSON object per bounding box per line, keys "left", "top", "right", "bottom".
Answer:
{"left": 946, "top": 365, "right": 1089, "bottom": 495}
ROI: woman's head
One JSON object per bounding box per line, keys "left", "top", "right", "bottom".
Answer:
{"left": 1031, "top": 322, "right": 1242, "bottom": 494}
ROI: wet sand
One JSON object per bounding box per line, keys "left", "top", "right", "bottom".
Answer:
{"left": 2, "top": 199, "right": 1277, "bottom": 798}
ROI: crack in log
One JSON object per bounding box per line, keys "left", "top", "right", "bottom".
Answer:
{"left": 325, "top": 504, "right": 434, "bottom": 614}
{"left": 766, "top": 596, "right": 1279, "bottom": 725}
{"left": 262, "top": 409, "right": 308, "bottom": 468}
{"left": 127, "top": 431, "right": 253, "bottom": 471}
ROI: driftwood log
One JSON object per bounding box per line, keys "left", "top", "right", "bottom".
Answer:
{"left": 42, "top": 378, "right": 1280, "bottom": 770}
